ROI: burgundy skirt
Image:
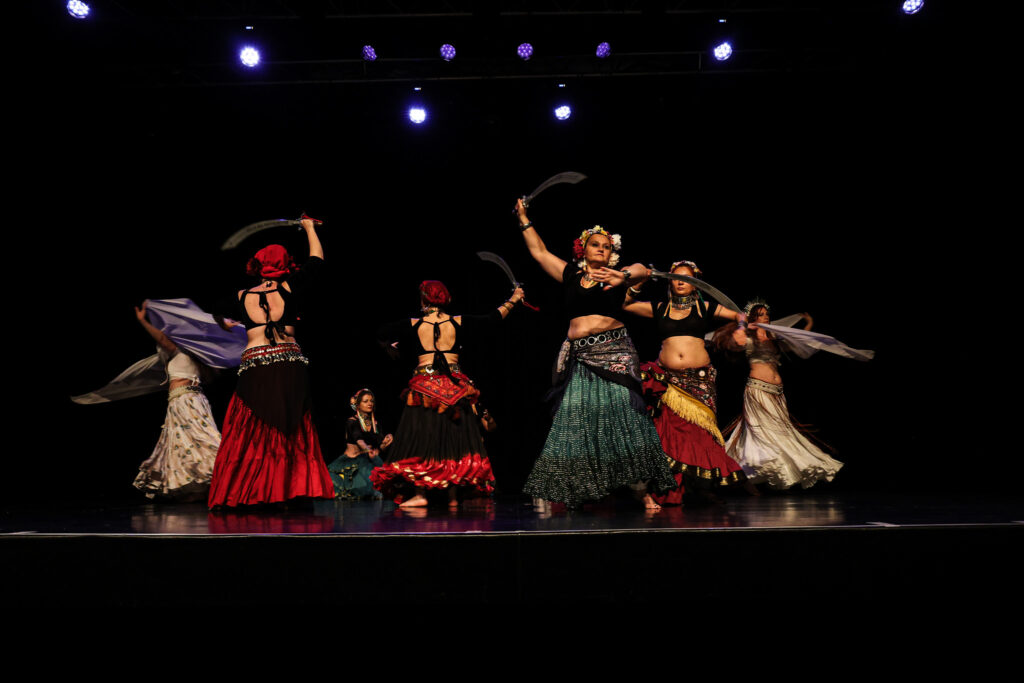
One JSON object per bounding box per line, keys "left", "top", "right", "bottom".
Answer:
{"left": 641, "top": 361, "right": 745, "bottom": 504}
{"left": 208, "top": 343, "right": 334, "bottom": 508}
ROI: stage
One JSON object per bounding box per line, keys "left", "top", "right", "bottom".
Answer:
{"left": 4, "top": 492, "right": 1021, "bottom": 605}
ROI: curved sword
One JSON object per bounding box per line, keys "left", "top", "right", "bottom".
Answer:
{"left": 518, "top": 171, "right": 588, "bottom": 210}
{"left": 476, "top": 251, "right": 540, "bottom": 311}
{"left": 220, "top": 213, "right": 324, "bottom": 250}
{"left": 648, "top": 269, "right": 743, "bottom": 313}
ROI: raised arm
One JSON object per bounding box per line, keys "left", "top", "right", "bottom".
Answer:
{"left": 516, "top": 199, "right": 567, "bottom": 282}
{"left": 301, "top": 217, "right": 323, "bottom": 260}
{"left": 135, "top": 302, "right": 177, "bottom": 353}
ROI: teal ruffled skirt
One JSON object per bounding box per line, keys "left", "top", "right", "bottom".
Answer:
{"left": 327, "top": 453, "right": 384, "bottom": 501}
{"left": 523, "top": 364, "right": 676, "bottom": 506}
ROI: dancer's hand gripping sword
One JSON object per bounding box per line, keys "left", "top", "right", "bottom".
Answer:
{"left": 477, "top": 251, "right": 540, "bottom": 311}
{"left": 220, "top": 213, "right": 324, "bottom": 250}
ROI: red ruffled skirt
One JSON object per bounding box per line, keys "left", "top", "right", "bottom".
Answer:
{"left": 208, "top": 344, "right": 334, "bottom": 508}
{"left": 641, "top": 361, "right": 745, "bottom": 505}
{"left": 370, "top": 370, "right": 495, "bottom": 501}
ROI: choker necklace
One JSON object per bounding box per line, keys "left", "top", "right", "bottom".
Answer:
{"left": 670, "top": 294, "right": 696, "bottom": 310}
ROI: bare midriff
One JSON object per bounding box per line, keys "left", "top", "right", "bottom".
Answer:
{"left": 748, "top": 361, "right": 782, "bottom": 385}
{"left": 245, "top": 324, "right": 297, "bottom": 350}
{"left": 658, "top": 335, "right": 712, "bottom": 371}
{"left": 567, "top": 314, "right": 624, "bottom": 340}
{"left": 417, "top": 352, "right": 460, "bottom": 368}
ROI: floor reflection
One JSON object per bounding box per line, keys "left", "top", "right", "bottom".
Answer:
{"left": 3, "top": 492, "right": 1022, "bottom": 535}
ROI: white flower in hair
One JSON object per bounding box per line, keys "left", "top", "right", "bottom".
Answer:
{"left": 611, "top": 234, "right": 622, "bottom": 249}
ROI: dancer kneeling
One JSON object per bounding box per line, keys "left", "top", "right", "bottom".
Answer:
{"left": 327, "top": 388, "right": 393, "bottom": 500}
{"left": 371, "top": 280, "right": 523, "bottom": 508}
{"left": 516, "top": 199, "right": 676, "bottom": 509}
{"left": 208, "top": 218, "right": 334, "bottom": 508}
{"left": 625, "top": 260, "right": 747, "bottom": 505}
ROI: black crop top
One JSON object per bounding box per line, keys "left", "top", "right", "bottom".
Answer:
{"left": 345, "top": 416, "right": 383, "bottom": 449}
{"left": 562, "top": 263, "right": 627, "bottom": 321}
{"left": 411, "top": 317, "right": 464, "bottom": 356}
{"left": 235, "top": 256, "right": 323, "bottom": 340}
{"left": 653, "top": 299, "right": 716, "bottom": 341}
{"left": 377, "top": 309, "right": 502, "bottom": 368}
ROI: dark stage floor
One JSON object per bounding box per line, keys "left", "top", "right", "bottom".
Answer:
{"left": 5, "top": 492, "right": 1021, "bottom": 605}
{"left": 3, "top": 491, "right": 1022, "bottom": 536}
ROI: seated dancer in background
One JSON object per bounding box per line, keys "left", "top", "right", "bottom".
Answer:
{"left": 208, "top": 217, "right": 334, "bottom": 508}
{"left": 515, "top": 199, "right": 676, "bottom": 509}
{"left": 716, "top": 301, "right": 872, "bottom": 489}
{"left": 624, "top": 260, "right": 748, "bottom": 505}
{"left": 326, "top": 388, "right": 393, "bottom": 500}
{"left": 371, "top": 280, "right": 524, "bottom": 508}
{"left": 73, "top": 299, "right": 246, "bottom": 500}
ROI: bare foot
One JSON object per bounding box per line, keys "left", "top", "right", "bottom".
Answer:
{"left": 643, "top": 494, "right": 661, "bottom": 510}
{"left": 399, "top": 494, "right": 428, "bottom": 508}
{"left": 447, "top": 488, "right": 459, "bottom": 509}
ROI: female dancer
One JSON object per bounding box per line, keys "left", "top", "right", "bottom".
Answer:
{"left": 72, "top": 298, "right": 245, "bottom": 500}
{"left": 327, "top": 389, "right": 393, "bottom": 500}
{"left": 721, "top": 302, "right": 856, "bottom": 489}
{"left": 624, "top": 260, "right": 747, "bottom": 505}
{"left": 371, "top": 280, "right": 524, "bottom": 508}
{"left": 516, "top": 199, "right": 676, "bottom": 509}
{"left": 131, "top": 302, "right": 223, "bottom": 500}
{"left": 207, "top": 218, "right": 334, "bottom": 508}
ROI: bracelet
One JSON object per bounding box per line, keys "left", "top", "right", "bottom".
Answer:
{"left": 621, "top": 268, "right": 632, "bottom": 281}
{"left": 519, "top": 221, "right": 533, "bottom": 231}
{"left": 627, "top": 286, "right": 642, "bottom": 297}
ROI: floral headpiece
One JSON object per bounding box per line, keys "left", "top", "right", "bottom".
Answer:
{"left": 572, "top": 226, "right": 621, "bottom": 268}
{"left": 670, "top": 259, "right": 702, "bottom": 277}
{"left": 743, "top": 298, "right": 771, "bottom": 316}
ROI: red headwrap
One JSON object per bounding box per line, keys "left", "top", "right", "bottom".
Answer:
{"left": 419, "top": 280, "right": 451, "bottom": 307}
{"left": 246, "top": 245, "right": 295, "bottom": 279}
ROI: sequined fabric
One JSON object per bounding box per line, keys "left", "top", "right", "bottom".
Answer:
{"left": 523, "top": 363, "right": 676, "bottom": 507}
{"left": 556, "top": 327, "right": 642, "bottom": 386}
{"left": 237, "top": 342, "right": 308, "bottom": 375}
{"left": 641, "top": 361, "right": 718, "bottom": 415}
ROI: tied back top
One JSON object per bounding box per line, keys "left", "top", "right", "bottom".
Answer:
{"left": 653, "top": 299, "right": 715, "bottom": 340}
{"left": 235, "top": 256, "right": 323, "bottom": 342}
{"left": 562, "top": 263, "right": 627, "bottom": 321}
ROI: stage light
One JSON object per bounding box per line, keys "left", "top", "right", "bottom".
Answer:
{"left": 239, "top": 46, "right": 261, "bottom": 68}
{"left": 517, "top": 43, "right": 534, "bottom": 61}
{"left": 362, "top": 45, "right": 377, "bottom": 61}
{"left": 902, "top": 0, "right": 924, "bottom": 14}
{"left": 713, "top": 41, "right": 733, "bottom": 61}
{"left": 67, "top": 1, "right": 90, "bottom": 19}
{"left": 440, "top": 44, "right": 456, "bottom": 61}
{"left": 409, "top": 107, "right": 427, "bottom": 124}
{"left": 596, "top": 42, "right": 611, "bottom": 58}
{"left": 554, "top": 105, "right": 572, "bottom": 121}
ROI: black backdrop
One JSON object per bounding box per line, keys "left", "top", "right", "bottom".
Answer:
{"left": 15, "top": 3, "right": 997, "bottom": 503}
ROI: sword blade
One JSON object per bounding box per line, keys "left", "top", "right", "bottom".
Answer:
{"left": 220, "top": 219, "right": 302, "bottom": 250}
{"left": 523, "top": 171, "right": 587, "bottom": 205}
{"left": 649, "top": 271, "right": 742, "bottom": 313}
{"left": 476, "top": 251, "right": 520, "bottom": 286}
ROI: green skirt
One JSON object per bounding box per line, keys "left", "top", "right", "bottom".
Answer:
{"left": 523, "top": 364, "right": 676, "bottom": 506}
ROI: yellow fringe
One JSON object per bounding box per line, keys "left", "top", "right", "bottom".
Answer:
{"left": 660, "top": 384, "right": 725, "bottom": 446}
